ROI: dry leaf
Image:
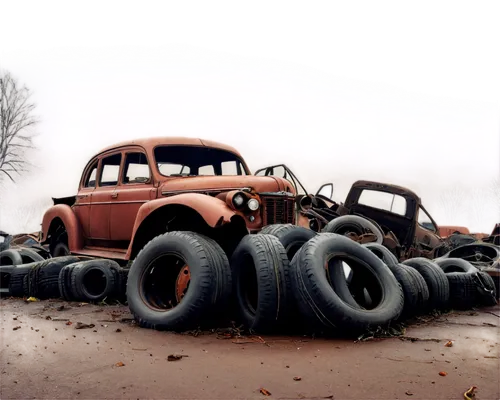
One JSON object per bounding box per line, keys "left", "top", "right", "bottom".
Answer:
{"left": 439, "top": 371, "right": 447, "bottom": 376}
{"left": 405, "top": 391, "right": 414, "bottom": 396}
{"left": 445, "top": 341, "right": 453, "bottom": 347}
{"left": 463, "top": 385, "right": 477, "bottom": 400}
{"left": 13, "top": 326, "right": 21, "bottom": 331}
{"left": 115, "top": 361, "right": 125, "bottom": 367}
{"left": 293, "top": 376, "right": 302, "bottom": 381}
{"left": 66, "top": 321, "right": 72, "bottom": 326}
{"left": 259, "top": 388, "right": 271, "bottom": 396}
{"left": 75, "top": 322, "right": 95, "bottom": 330}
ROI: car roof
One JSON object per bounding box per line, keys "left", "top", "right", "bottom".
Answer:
{"left": 95, "top": 136, "right": 244, "bottom": 158}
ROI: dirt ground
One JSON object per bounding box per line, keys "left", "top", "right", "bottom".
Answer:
{"left": 1, "top": 298, "right": 499, "bottom": 400}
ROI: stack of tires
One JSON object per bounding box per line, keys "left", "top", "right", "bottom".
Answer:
{"left": 0, "top": 249, "right": 128, "bottom": 303}
{"left": 433, "top": 258, "right": 497, "bottom": 309}
{"left": 124, "top": 223, "right": 497, "bottom": 337}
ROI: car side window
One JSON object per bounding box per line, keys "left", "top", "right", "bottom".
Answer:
{"left": 84, "top": 161, "right": 98, "bottom": 188}
{"left": 358, "top": 189, "right": 407, "bottom": 216}
{"left": 123, "top": 152, "right": 150, "bottom": 184}
{"left": 99, "top": 153, "right": 122, "bottom": 186}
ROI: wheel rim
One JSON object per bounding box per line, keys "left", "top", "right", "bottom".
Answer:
{"left": 140, "top": 253, "right": 191, "bottom": 310}
{"left": 175, "top": 264, "right": 191, "bottom": 303}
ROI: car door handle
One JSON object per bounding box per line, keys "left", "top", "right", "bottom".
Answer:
{"left": 111, "top": 193, "right": 118, "bottom": 199}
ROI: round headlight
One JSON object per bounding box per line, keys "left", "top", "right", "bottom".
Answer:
{"left": 247, "top": 198, "right": 260, "bottom": 211}
{"left": 232, "top": 193, "right": 246, "bottom": 208}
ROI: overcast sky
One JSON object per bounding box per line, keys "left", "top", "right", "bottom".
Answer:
{"left": 0, "top": 0, "right": 499, "bottom": 234}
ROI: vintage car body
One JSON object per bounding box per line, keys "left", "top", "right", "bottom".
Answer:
{"left": 40, "top": 137, "right": 297, "bottom": 261}
{"left": 254, "top": 164, "right": 446, "bottom": 261}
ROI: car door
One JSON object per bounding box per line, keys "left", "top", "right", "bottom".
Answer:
{"left": 89, "top": 152, "right": 122, "bottom": 241}
{"left": 109, "top": 149, "right": 156, "bottom": 243}
{"left": 73, "top": 158, "right": 98, "bottom": 240}
{"left": 415, "top": 205, "right": 441, "bottom": 251}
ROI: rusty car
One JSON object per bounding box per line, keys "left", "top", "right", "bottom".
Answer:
{"left": 255, "top": 164, "right": 446, "bottom": 261}
{"left": 40, "top": 137, "right": 297, "bottom": 262}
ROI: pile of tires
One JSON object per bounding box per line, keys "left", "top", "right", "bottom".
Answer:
{"left": 0, "top": 249, "right": 129, "bottom": 302}
{"left": 122, "top": 227, "right": 409, "bottom": 336}
{"left": 434, "top": 257, "right": 497, "bottom": 309}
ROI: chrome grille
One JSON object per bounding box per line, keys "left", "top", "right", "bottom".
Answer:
{"left": 261, "top": 195, "right": 295, "bottom": 225}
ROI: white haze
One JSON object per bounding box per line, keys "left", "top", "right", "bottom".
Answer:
{"left": 0, "top": 0, "right": 499, "bottom": 235}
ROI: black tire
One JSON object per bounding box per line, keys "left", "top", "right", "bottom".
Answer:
{"left": 344, "top": 261, "right": 420, "bottom": 320}
{"left": 259, "top": 223, "right": 295, "bottom": 236}
{"left": 25, "top": 256, "right": 80, "bottom": 299}
{"left": 70, "top": 259, "right": 120, "bottom": 302}
{"left": 58, "top": 263, "right": 80, "bottom": 301}
{"left": 387, "top": 264, "right": 419, "bottom": 320}
{"left": 52, "top": 242, "right": 70, "bottom": 257}
{"left": 481, "top": 268, "right": 500, "bottom": 300}
{"left": 398, "top": 264, "right": 430, "bottom": 314}
{"left": 23, "top": 274, "right": 30, "bottom": 297}
{"left": 402, "top": 257, "right": 450, "bottom": 311}
{"left": 259, "top": 224, "right": 317, "bottom": 261}
{"left": 231, "top": 234, "right": 291, "bottom": 333}
{"left": 8, "top": 263, "right": 35, "bottom": 297}
{"left": 17, "top": 248, "right": 45, "bottom": 264}
{"left": 290, "top": 233, "right": 404, "bottom": 334}
{"left": 0, "top": 265, "right": 16, "bottom": 297}
{"left": 363, "top": 243, "right": 399, "bottom": 270}
{"left": 475, "top": 271, "right": 498, "bottom": 306}
{"left": 126, "top": 231, "right": 221, "bottom": 331}
{"left": 196, "top": 234, "right": 233, "bottom": 322}
{"left": 322, "top": 215, "right": 384, "bottom": 244}
{"left": 435, "top": 258, "right": 478, "bottom": 274}
{"left": 445, "top": 272, "right": 478, "bottom": 310}
{"left": 0, "top": 249, "right": 23, "bottom": 266}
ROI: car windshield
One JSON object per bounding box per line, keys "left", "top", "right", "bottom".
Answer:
{"left": 154, "top": 145, "right": 249, "bottom": 177}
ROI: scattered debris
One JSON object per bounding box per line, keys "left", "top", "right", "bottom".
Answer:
{"left": 167, "top": 354, "right": 188, "bottom": 361}
{"left": 57, "top": 305, "right": 65, "bottom": 311}
{"left": 115, "top": 361, "right": 125, "bottom": 367}
{"left": 405, "top": 391, "right": 414, "bottom": 396}
{"left": 66, "top": 321, "right": 72, "bottom": 326}
{"left": 439, "top": 371, "right": 448, "bottom": 376}
{"left": 463, "top": 385, "right": 477, "bottom": 400}
{"left": 259, "top": 388, "right": 272, "bottom": 396}
{"left": 12, "top": 326, "right": 21, "bottom": 330}
{"left": 444, "top": 341, "right": 454, "bottom": 347}
{"left": 45, "top": 316, "right": 51, "bottom": 320}
{"left": 25, "top": 297, "right": 38, "bottom": 302}
{"left": 400, "top": 337, "right": 442, "bottom": 343}
{"left": 293, "top": 376, "right": 302, "bottom": 381}
{"left": 115, "top": 328, "right": 122, "bottom": 333}
{"left": 75, "top": 322, "right": 95, "bottom": 330}
{"left": 232, "top": 336, "right": 267, "bottom": 345}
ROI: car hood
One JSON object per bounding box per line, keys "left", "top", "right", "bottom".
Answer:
{"left": 159, "top": 175, "right": 295, "bottom": 195}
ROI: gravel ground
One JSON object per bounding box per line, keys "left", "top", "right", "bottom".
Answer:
{"left": 1, "top": 298, "right": 499, "bottom": 400}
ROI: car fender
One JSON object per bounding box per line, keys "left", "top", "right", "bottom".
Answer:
{"left": 41, "top": 204, "right": 84, "bottom": 251}
{"left": 126, "top": 193, "right": 241, "bottom": 258}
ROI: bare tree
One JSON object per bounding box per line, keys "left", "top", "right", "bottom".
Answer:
{"left": 441, "top": 188, "right": 462, "bottom": 221}
{"left": 0, "top": 70, "right": 38, "bottom": 182}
